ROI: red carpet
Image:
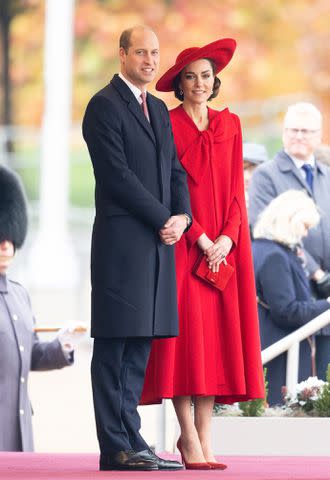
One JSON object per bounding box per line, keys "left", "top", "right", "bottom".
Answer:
{"left": 0, "top": 453, "right": 329, "bottom": 479}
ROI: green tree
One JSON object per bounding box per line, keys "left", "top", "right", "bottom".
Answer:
{"left": 315, "top": 365, "right": 330, "bottom": 417}
{"left": 239, "top": 368, "right": 268, "bottom": 417}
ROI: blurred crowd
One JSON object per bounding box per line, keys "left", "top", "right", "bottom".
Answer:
{"left": 244, "top": 102, "right": 330, "bottom": 405}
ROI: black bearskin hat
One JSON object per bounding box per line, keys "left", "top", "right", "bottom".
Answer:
{"left": 0, "top": 165, "right": 28, "bottom": 249}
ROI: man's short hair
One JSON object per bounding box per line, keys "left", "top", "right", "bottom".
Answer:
{"left": 119, "top": 28, "right": 134, "bottom": 53}
{"left": 119, "top": 25, "right": 155, "bottom": 53}
{"left": 284, "top": 102, "right": 322, "bottom": 127}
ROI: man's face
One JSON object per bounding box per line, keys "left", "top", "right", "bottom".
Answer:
{"left": 282, "top": 112, "right": 322, "bottom": 161}
{"left": 243, "top": 161, "right": 258, "bottom": 209}
{"left": 0, "top": 241, "right": 14, "bottom": 274}
{"left": 119, "top": 28, "right": 160, "bottom": 90}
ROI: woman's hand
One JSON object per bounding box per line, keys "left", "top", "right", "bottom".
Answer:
{"left": 197, "top": 233, "right": 214, "bottom": 252}
{"left": 205, "top": 235, "right": 233, "bottom": 272}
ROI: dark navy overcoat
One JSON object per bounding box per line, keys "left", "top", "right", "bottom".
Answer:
{"left": 82, "top": 75, "right": 191, "bottom": 338}
{"left": 252, "top": 239, "right": 329, "bottom": 404}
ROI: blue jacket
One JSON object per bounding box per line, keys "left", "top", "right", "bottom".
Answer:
{"left": 249, "top": 150, "right": 330, "bottom": 275}
{"left": 252, "top": 239, "right": 329, "bottom": 404}
{"left": 252, "top": 239, "right": 329, "bottom": 349}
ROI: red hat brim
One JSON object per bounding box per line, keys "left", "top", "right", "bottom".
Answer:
{"left": 156, "top": 38, "right": 236, "bottom": 92}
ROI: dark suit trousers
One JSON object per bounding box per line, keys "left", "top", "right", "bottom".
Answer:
{"left": 91, "top": 337, "right": 152, "bottom": 454}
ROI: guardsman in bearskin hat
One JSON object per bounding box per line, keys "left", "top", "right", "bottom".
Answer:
{"left": 0, "top": 165, "right": 83, "bottom": 451}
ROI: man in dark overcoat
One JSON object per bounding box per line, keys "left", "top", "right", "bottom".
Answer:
{"left": 249, "top": 102, "right": 330, "bottom": 380}
{"left": 82, "top": 25, "right": 191, "bottom": 471}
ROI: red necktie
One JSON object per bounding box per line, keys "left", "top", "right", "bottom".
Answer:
{"left": 140, "top": 92, "right": 150, "bottom": 122}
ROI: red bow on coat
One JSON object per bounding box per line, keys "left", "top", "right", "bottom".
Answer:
{"left": 179, "top": 108, "right": 237, "bottom": 185}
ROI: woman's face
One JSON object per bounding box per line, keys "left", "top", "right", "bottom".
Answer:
{"left": 291, "top": 211, "right": 312, "bottom": 242}
{"left": 0, "top": 241, "right": 15, "bottom": 274}
{"left": 179, "top": 59, "right": 215, "bottom": 106}
{"left": 298, "top": 221, "right": 310, "bottom": 239}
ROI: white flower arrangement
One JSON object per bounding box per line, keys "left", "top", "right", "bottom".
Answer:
{"left": 213, "top": 366, "right": 330, "bottom": 417}
{"left": 284, "top": 376, "right": 326, "bottom": 414}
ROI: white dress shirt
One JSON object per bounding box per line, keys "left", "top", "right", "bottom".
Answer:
{"left": 285, "top": 150, "right": 316, "bottom": 182}
{"left": 118, "top": 72, "right": 146, "bottom": 105}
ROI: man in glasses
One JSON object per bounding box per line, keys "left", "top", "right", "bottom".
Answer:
{"left": 248, "top": 102, "right": 330, "bottom": 381}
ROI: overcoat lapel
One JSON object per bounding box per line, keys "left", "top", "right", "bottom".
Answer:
{"left": 127, "top": 99, "right": 156, "bottom": 145}
{"left": 277, "top": 151, "right": 327, "bottom": 200}
{"left": 147, "top": 94, "right": 165, "bottom": 200}
{"left": 289, "top": 248, "right": 309, "bottom": 286}
{"left": 277, "top": 152, "right": 313, "bottom": 196}
{"left": 111, "top": 75, "right": 156, "bottom": 145}
{"left": 147, "top": 95, "right": 163, "bottom": 152}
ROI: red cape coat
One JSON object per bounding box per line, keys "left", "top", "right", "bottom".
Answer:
{"left": 141, "top": 105, "right": 264, "bottom": 404}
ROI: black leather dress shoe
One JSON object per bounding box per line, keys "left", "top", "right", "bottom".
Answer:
{"left": 136, "top": 449, "right": 184, "bottom": 470}
{"left": 100, "top": 450, "right": 158, "bottom": 471}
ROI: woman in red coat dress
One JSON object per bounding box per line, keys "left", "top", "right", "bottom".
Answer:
{"left": 141, "top": 39, "right": 264, "bottom": 469}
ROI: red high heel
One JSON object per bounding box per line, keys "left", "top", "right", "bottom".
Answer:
{"left": 176, "top": 439, "right": 211, "bottom": 470}
{"left": 207, "top": 461, "right": 227, "bottom": 470}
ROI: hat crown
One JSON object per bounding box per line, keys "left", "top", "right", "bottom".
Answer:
{"left": 175, "top": 47, "right": 199, "bottom": 66}
{"left": 156, "top": 38, "right": 236, "bottom": 92}
{"left": 243, "top": 143, "right": 268, "bottom": 164}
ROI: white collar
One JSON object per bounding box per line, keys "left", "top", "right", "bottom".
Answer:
{"left": 118, "top": 73, "right": 146, "bottom": 103}
{"left": 285, "top": 151, "right": 316, "bottom": 170}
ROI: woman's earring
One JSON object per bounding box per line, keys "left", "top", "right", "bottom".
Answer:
{"left": 211, "top": 90, "right": 214, "bottom": 94}
{"left": 180, "top": 89, "right": 184, "bottom": 95}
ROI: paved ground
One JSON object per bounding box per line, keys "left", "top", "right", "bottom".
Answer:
{"left": 30, "top": 341, "right": 99, "bottom": 452}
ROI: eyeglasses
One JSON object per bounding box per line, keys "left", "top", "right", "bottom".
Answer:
{"left": 285, "top": 128, "right": 320, "bottom": 138}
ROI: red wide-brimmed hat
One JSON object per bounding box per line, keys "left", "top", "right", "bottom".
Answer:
{"left": 156, "top": 38, "right": 236, "bottom": 92}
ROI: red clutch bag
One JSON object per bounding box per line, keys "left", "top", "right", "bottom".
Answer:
{"left": 193, "top": 253, "right": 234, "bottom": 291}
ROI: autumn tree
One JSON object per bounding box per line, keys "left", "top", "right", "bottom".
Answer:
{"left": 0, "top": 0, "right": 36, "bottom": 156}
{"left": 4, "top": 0, "right": 330, "bottom": 136}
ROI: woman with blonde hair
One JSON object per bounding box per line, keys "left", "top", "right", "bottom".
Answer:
{"left": 253, "top": 190, "right": 330, "bottom": 405}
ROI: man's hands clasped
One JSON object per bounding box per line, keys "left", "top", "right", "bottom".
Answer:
{"left": 159, "top": 215, "right": 188, "bottom": 245}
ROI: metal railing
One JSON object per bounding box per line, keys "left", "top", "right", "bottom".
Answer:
{"left": 261, "top": 310, "right": 330, "bottom": 391}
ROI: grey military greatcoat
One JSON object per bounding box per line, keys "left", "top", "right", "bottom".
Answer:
{"left": 0, "top": 274, "right": 72, "bottom": 451}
